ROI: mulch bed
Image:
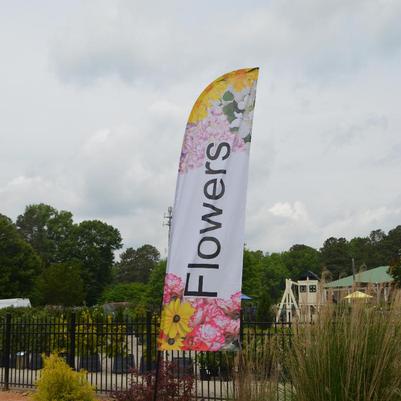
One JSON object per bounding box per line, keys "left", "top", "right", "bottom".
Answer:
{"left": 0, "top": 391, "right": 110, "bottom": 401}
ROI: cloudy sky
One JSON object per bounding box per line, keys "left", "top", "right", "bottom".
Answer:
{"left": 1, "top": 0, "right": 400, "bottom": 256}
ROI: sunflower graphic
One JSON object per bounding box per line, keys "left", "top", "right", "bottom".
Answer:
{"left": 158, "top": 335, "right": 184, "bottom": 351}
{"left": 160, "top": 298, "right": 194, "bottom": 340}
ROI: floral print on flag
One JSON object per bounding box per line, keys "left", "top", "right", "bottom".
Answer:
{"left": 159, "top": 274, "right": 241, "bottom": 351}
{"left": 179, "top": 68, "right": 258, "bottom": 174}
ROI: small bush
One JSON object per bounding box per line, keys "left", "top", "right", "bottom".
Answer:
{"left": 34, "top": 353, "right": 95, "bottom": 401}
{"left": 112, "top": 360, "right": 194, "bottom": 401}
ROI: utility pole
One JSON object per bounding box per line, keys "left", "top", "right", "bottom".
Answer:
{"left": 154, "top": 206, "right": 173, "bottom": 401}
{"left": 163, "top": 206, "right": 173, "bottom": 247}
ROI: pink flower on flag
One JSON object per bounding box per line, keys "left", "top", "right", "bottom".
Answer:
{"left": 160, "top": 275, "right": 241, "bottom": 350}
{"left": 230, "top": 291, "right": 241, "bottom": 312}
{"left": 179, "top": 105, "right": 246, "bottom": 173}
{"left": 162, "top": 273, "right": 184, "bottom": 304}
{"left": 212, "top": 313, "right": 232, "bottom": 330}
{"left": 222, "top": 318, "right": 240, "bottom": 338}
{"left": 188, "top": 299, "right": 208, "bottom": 327}
{"left": 214, "top": 291, "right": 241, "bottom": 317}
{"left": 186, "top": 323, "right": 225, "bottom": 351}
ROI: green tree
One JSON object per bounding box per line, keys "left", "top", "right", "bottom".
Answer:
{"left": 101, "top": 282, "right": 148, "bottom": 305}
{"left": 145, "top": 259, "right": 167, "bottom": 311}
{"left": 0, "top": 214, "right": 42, "bottom": 298}
{"left": 34, "top": 263, "right": 85, "bottom": 306}
{"left": 70, "top": 220, "right": 122, "bottom": 305}
{"left": 114, "top": 244, "right": 160, "bottom": 284}
{"left": 389, "top": 258, "right": 401, "bottom": 287}
{"left": 241, "top": 249, "right": 264, "bottom": 298}
{"left": 16, "top": 204, "right": 74, "bottom": 266}
{"left": 348, "top": 236, "right": 375, "bottom": 271}
{"left": 281, "top": 244, "right": 321, "bottom": 279}
{"left": 320, "top": 237, "right": 351, "bottom": 278}
{"left": 257, "top": 253, "right": 289, "bottom": 321}
{"left": 380, "top": 226, "right": 401, "bottom": 265}
{"left": 368, "top": 229, "right": 389, "bottom": 266}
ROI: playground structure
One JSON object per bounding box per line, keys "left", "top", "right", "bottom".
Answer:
{"left": 276, "top": 265, "right": 394, "bottom": 323}
{"left": 276, "top": 271, "right": 323, "bottom": 323}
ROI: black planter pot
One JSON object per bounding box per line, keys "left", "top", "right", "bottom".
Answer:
{"left": 199, "top": 367, "right": 211, "bottom": 381}
{"left": 28, "top": 353, "right": 43, "bottom": 370}
{"left": 139, "top": 356, "right": 156, "bottom": 374}
{"left": 112, "top": 354, "right": 135, "bottom": 374}
{"left": 9, "top": 353, "right": 17, "bottom": 368}
{"left": 171, "top": 357, "right": 194, "bottom": 377}
{"left": 13, "top": 352, "right": 29, "bottom": 369}
{"left": 79, "top": 354, "right": 101, "bottom": 372}
{"left": 0, "top": 353, "right": 16, "bottom": 368}
{"left": 219, "top": 366, "right": 232, "bottom": 381}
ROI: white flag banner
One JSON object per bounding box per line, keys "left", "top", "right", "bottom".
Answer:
{"left": 159, "top": 68, "right": 259, "bottom": 351}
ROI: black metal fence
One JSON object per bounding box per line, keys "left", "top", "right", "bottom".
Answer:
{"left": 0, "top": 313, "right": 293, "bottom": 400}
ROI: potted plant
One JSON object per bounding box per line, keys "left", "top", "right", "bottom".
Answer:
{"left": 104, "top": 317, "right": 134, "bottom": 374}
{"left": 49, "top": 315, "right": 70, "bottom": 366}
{"left": 218, "top": 353, "right": 234, "bottom": 381}
{"left": 76, "top": 312, "right": 102, "bottom": 372}
{"left": 198, "top": 353, "right": 219, "bottom": 380}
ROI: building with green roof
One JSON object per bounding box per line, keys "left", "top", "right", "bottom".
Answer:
{"left": 324, "top": 265, "right": 393, "bottom": 303}
{"left": 325, "top": 266, "right": 392, "bottom": 288}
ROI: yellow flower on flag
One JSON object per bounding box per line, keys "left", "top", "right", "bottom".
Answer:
{"left": 227, "top": 68, "right": 259, "bottom": 92}
{"left": 187, "top": 68, "right": 259, "bottom": 124}
{"left": 160, "top": 298, "right": 194, "bottom": 339}
{"left": 158, "top": 335, "right": 184, "bottom": 351}
{"left": 188, "top": 79, "right": 227, "bottom": 124}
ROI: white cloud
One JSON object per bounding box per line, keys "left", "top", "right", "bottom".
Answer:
{"left": 269, "top": 201, "right": 310, "bottom": 221}
{"left": 0, "top": 0, "right": 401, "bottom": 253}
{"left": 0, "top": 175, "right": 81, "bottom": 216}
{"left": 50, "top": 0, "right": 401, "bottom": 85}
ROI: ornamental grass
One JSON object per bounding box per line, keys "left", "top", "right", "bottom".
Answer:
{"left": 288, "top": 294, "right": 401, "bottom": 401}
{"left": 233, "top": 333, "right": 285, "bottom": 401}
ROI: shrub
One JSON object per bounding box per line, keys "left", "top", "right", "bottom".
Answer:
{"left": 112, "top": 360, "right": 194, "bottom": 401}
{"left": 34, "top": 353, "right": 95, "bottom": 401}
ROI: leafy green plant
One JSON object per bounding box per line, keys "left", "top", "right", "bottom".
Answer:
{"left": 34, "top": 353, "right": 95, "bottom": 401}
{"left": 75, "top": 310, "right": 103, "bottom": 356}
{"left": 197, "top": 352, "right": 235, "bottom": 379}
{"left": 198, "top": 353, "right": 219, "bottom": 377}
{"left": 104, "top": 315, "right": 128, "bottom": 357}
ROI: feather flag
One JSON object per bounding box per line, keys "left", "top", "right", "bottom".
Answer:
{"left": 159, "top": 68, "right": 259, "bottom": 351}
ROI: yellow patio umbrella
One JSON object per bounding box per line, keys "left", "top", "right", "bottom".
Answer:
{"left": 344, "top": 291, "right": 373, "bottom": 300}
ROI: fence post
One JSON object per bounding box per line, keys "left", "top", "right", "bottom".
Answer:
{"left": 68, "top": 313, "right": 76, "bottom": 369}
{"left": 146, "top": 311, "right": 152, "bottom": 372}
{"left": 240, "top": 309, "right": 244, "bottom": 345}
{"left": 3, "top": 314, "right": 11, "bottom": 391}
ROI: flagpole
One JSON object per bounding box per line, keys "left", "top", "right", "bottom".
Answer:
{"left": 152, "top": 206, "right": 173, "bottom": 401}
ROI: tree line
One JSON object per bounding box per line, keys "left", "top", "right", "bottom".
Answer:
{"left": 0, "top": 204, "right": 400, "bottom": 319}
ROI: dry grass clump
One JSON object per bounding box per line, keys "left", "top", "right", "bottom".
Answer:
{"left": 233, "top": 332, "right": 287, "bottom": 401}
{"left": 289, "top": 295, "right": 401, "bottom": 401}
